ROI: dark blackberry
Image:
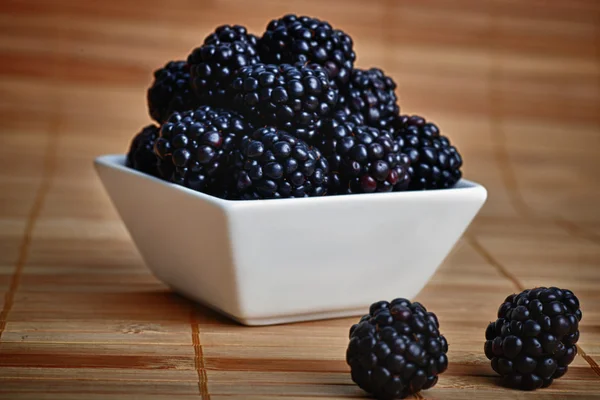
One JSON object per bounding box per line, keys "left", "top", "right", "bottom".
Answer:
{"left": 390, "top": 115, "right": 462, "bottom": 190}
{"left": 153, "top": 105, "right": 253, "bottom": 196}
{"left": 259, "top": 14, "right": 355, "bottom": 87}
{"left": 327, "top": 107, "right": 365, "bottom": 127}
{"left": 347, "top": 299, "right": 448, "bottom": 399}
{"left": 147, "top": 61, "right": 200, "bottom": 124}
{"left": 341, "top": 68, "right": 399, "bottom": 130}
{"left": 229, "top": 63, "right": 338, "bottom": 142}
{"left": 126, "top": 125, "right": 159, "bottom": 177}
{"left": 318, "top": 124, "right": 410, "bottom": 195}
{"left": 188, "top": 41, "right": 260, "bottom": 107}
{"left": 315, "top": 109, "right": 365, "bottom": 149}
{"left": 231, "top": 127, "right": 329, "bottom": 199}
{"left": 203, "top": 24, "right": 259, "bottom": 47}
{"left": 485, "top": 287, "right": 582, "bottom": 390}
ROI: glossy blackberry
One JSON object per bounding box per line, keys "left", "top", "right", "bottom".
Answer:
{"left": 147, "top": 61, "right": 200, "bottom": 123}
{"left": 153, "top": 106, "right": 252, "bottom": 195}
{"left": 485, "top": 287, "right": 582, "bottom": 390}
{"left": 231, "top": 127, "right": 329, "bottom": 199}
{"left": 328, "top": 107, "right": 365, "bottom": 127}
{"left": 315, "top": 109, "right": 365, "bottom": 147}
{"left": 347, "top": 299, "right": 448, "bottom": 399}
{"left": 126, "top": 125, "right": 159, "bottom": 177}
{"left": 188, "top": 41, "right": 260, "bottom": 107}
{"left": 390, "top": 115, "right": 462, "bottom": 190}
{"left": 203, "top": 24, "right": 259, "bottom": 47}
{"left": 318, "top": 124, "right": 410, "bottom": 195}
{"left": 341, "top": 68, "right": 399, "bottom": 130}
{"left": 229, "top": 63, "right": 338, "bottom": 141}
{"left": 259, "top": 14, "right": 355, "bottom": 87}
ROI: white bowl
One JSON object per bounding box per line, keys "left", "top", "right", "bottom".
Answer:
{"left": 94, "top": 154, "right": 487, "bottom": 326}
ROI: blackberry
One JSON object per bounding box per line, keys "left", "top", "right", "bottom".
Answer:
{"left": 347, "top": 299, "right": 448, "bottom": 399}
{"left": 325, "top": 107, "right": 365, "bottom": 128}
{"left": 258, "top": 14, "right": 356, "bottom": 87}
{"left": 126, "top": 125, "right": 159, "bottom": 177}
{"left": 153, "top": 106, "right": 252, "bottom": 195}
{"left": 188, "top": 41, "right": 260, "bottom": 107}
{"left": 231, "top": 127, "right": 329, "bottom": 199}
{"left": 203, "top": 24, "right": 259, "bottom": 47}
{"left": 342, "top": 68, "right": 399, "bottom": 130}
{"left": 391, "top": 115, "right": 462, "bottom": 190}
{"left": 318, "top": 124, "right": 410, "bottom": 194}
{"left": 229, "top": 63, "right": 338, "bottom": 141}
{"left": 147, "top": 61, "right": 200, "bottom": 123}
{"left": 485, "top": 287, "right": 582, "bottom": 390}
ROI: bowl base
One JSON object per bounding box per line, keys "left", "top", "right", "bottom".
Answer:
{"left": 234, "top": 308, "right": 367, "bottom": 326}
{"left": 176, "top": 286, "right": 367, "bottom": 326}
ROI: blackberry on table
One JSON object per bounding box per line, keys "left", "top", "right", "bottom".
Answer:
{"left": 147, "top": 61, "right": 200, "bottom": 124}
{"left": 231, "top": 127, "right": 329, "bottom": 199}
{"left": 485, "top": 287, "right": 582, "bottom": 390}
{"left": 391, "top": 115, "right": 462, "bottom": 190}
{"left": 153, "top": 105, "right": 253, "bottom": 196}
{"left": 127, "top": 124, "right": 160, "bottom": 177}
{"left": 347, "top": 299, "right": 448, "bottom": 399}
{"left": 229, "top": 62, "right": 338, "bottom": 142}
{"left": 342, "top": 68, "right": 399, "bottom": 130}
{"left": 317, "top": 124, "right": 410, "bottom": 195}
{"left": 203, "top": 24, "right": 259, "bottom": 47}
{"left": 188, "top": 41, "right": 260, "bottom": 107}
{"left": 258, "top": 14, "right": 355, "bottom": 87}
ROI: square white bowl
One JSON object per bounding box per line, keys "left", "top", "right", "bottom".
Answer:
{"left": 94, "top": 154, "right": 487, "bottom": 326}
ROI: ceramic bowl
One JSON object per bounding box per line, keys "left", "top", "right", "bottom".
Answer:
{"left": 94, "top": 154, "right": 487, "bottom": 326}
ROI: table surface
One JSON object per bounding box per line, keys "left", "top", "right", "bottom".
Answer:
{"left": 1, "top": 0, "right": 599, "bottom": 398}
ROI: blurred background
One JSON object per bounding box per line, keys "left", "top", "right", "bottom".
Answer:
{"left": 1, "top": 0, "right": 598, "bottom": 224}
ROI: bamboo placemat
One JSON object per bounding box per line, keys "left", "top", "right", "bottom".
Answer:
{"left": 1, "top": 0, "right": 599, "bottom": 398}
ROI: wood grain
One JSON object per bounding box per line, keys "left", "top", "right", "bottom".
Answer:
{"left": 1, "top": 0, "right": 599, "bottom": 398}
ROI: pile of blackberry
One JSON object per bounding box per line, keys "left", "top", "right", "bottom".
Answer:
{"left": 127, "top": 15, "right": 464, "bottom": 200}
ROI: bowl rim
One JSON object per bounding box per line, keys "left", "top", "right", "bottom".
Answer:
{"left": 94, "top": 153, "right": 487, "bottom": 209}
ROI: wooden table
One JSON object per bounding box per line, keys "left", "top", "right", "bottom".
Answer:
{"left": 1, "top": 0, "right": 599, "bottom": 398}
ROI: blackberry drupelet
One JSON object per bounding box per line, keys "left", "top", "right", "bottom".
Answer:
{"left": 147, "top": 61, "right": 200, "bottom": 124}
{"left": 391, "top": 115, "right": 462, "bottom": 190}
{"left": 153, "top": 106, "right": 252, "bottom": 195}
{"left": 231, "top": 127, "right": 329, "bottom": 199}
{"left": 127, "top": 125, "right": 160, "bottom": 177}
{"left": 258, "top": 14, "right": 356, "bottom": 87}
{"left": 485, "top": 287, "right": 582, "bottom": 390}
{"left": 188, "top": 41, "right": 260, "bottom": 107}
{"left": 318, "top": 124, "right": 410, "bottom": 194}
{"left": 203, "top": 24, "right": 259, "bottom": 47}
{"left": 347, "top": 299, "right": 448, "bottom": 399}
{"left": 229, "top": 62, "right": 338, "bottom": 141}
{"left": 342, "top": 68, "right": 399, "bottom": 130}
